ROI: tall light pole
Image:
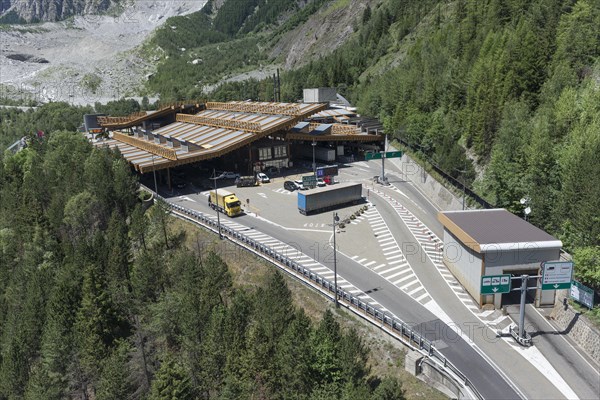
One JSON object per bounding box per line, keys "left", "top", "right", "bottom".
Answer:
{"left": 454, "top": 162, "right": 467, "bottom": 210}
{"left": 520, "top": 197, "right": 531, "bottom": 222}
{"left": 211, "top": 169, "right": 223, "bottom": 240}
{"left": 333, "top": 212, "right": 340, "bottom": 308}
{"left": 312, "top": 140, "right": 317, "bottom": 177}
{"left": 462, "top": 158, "right": 467, "bottom": 210}
{"left": 152, "top": 155, "right": 158, "bottom": 194}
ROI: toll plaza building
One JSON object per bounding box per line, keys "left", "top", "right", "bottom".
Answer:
{"left": 88, "top": 101, "right": 384, "bottom": 187}
{"left": 438, "top": 209, "right": 563, "bottom": 309}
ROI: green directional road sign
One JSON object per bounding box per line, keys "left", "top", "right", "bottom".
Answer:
{"left": 541, "top": 261, "right": 573, "bottom": 290}
{"left": 481, "top": 274, "right": 511, "bottom": 295}
{"left": 570, "top": 280, "right": 594, "bottom": 309}
{"left": 385, "top": 151, "right": 403, "bottom": 158}
{"left": 365, "top": 152, "right": 382, "bottom": 160}
{"left": 365, "top": 151, "right": 403, "bottom": 161}
{"left": 302, "top": 175, "right": 317, "bottom": 188}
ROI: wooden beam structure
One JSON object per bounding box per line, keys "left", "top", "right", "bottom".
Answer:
{"left": 176, "top": 114, "right": 262, "bottom": 132}
{"left": 206, "top": 101, "right": 304, "bottom": 116}
{"left": 112, "top": 131, "right": 178, "bottom": 160}
{"left": 92, "top": 101, "right": 341, "bottom": 174}
{"left": 98, "top": 102, "right": 203, "bottom": 130}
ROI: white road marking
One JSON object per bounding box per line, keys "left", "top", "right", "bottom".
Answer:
{"left": 387, "top": 259, "right": 406, "bottom": 265}
{"left": 380, "top": 266, "right": 402, "bottom": 275}
{"left": 415, "top": 292, "right": 430, "bottom": 302}
{"left": 399, "top": 279, "right": 419, "bottom": 290}
{"left": 178, "top": 196, "right": 197, "bottom": 202}
{"left": 363, "top": 261, "right": 376, "bottom": 267}
{"left": 392, "top": 275, "right": 415, "bottom": 286}
{"left": 383, "top": 249, "right": 402, "bottom": 256}
{"left": 386, "top": 270, "right": 411, "bottom": 280}
{"left": 408, "top": 286, "right": 425, "bottom": 296}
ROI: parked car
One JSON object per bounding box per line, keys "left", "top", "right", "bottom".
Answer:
{"left": 219, "top": 171, "right": 240, "bottom": 179}
{"left": 257, "top": 172, "right": 270, "bottom": 183}
{"left": 236, "top": 176, "right": 259, "bottom": 187}
{"left": 265, "top": 166, "right": 279, "bottom": 174}
{"left": 316, "top": 178, "right": 326, "bottom": 187}
{"left": 284, "top": 180, "right": 298, "bottom": 191}
{"left": 294, "top": 180, "right": 309, "bottom": 190}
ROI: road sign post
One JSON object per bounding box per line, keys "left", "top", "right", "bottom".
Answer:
{"left": 507, "top": 274, "right": 539, "bottom": 346}
{"left": 570, "top": 280, "right": 594, "bottom": 309}
{"left": 365, "top": 137, "right": 402, "bottom": 185}
{"left": 541, "top": 261, "right": 573, "bottom": 290}
{"left": 302, "top": 175, "right": 317, "bottom": 189}
{"left": 481, "top": 274, "right": 511, "bottom": 294}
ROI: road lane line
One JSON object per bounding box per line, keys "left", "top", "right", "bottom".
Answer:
{"left": 386, "top": 270, "right": 411, "bottom": 280}
{"left": 393, "top": 274, "right": 416, "bottom": 286}
{"left": 363, "top": 261, "right": 376, "bottom": 267}
{"left": 379, "top": 266, "right": 402, "bottom": 275}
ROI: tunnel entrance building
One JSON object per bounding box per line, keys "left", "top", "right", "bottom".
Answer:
{"left": 438, "top": 209, "right": 563, "bottom": 309}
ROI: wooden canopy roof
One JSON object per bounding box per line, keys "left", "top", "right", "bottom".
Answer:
{"left": 93, "top": 101, "right": 328, "bottom": 173}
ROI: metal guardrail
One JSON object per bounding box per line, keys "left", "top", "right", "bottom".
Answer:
{"left": 144, "top": 187, "right": 484, "bottom": 399}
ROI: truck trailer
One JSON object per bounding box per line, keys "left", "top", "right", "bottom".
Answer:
{"left": 208, "top": 189, "right": 243, "bottom": 217}
{"left": 298, "top": 182, "right": 363, "bottom": 215}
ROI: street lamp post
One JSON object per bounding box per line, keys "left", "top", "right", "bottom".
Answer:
{"left": 312, "top": 140, "right": 317, "bottom": 177}
{"left": 453, "top": 161, "right": 468, "bottom": 210}
{"left": 211, "top": 169, "right": 223, "bottom": 240}
{"left": 152, "top": 155, "right": 158, "bottom": 195}
{"left": 462, "top": 158, "right": 467, "bottom": 210}
{"left": 520, "top": 197, "right": 531, "bottom": 222}
{"left": 333, "top": 212, "right": 340, "bottom": 308}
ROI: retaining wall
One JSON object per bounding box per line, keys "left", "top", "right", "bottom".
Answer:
{"left": 389, "top": 153, "right": 465, "bottom": 211}
{"left": 550, "top": 291, "right": 600, "bottom": 365}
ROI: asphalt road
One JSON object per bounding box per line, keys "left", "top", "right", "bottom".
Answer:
{"left": 153, "top": 157, "right": 600, "bottom": 400}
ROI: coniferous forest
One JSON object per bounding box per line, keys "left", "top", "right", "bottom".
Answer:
{"left": 1, "top": 0, "right": 600, "bottom": 396}
{"left": 0, "top": 130, "right": 406, "bottom": 398}
{"left": 204, "top": 0, "right": 600, "bottom": 291}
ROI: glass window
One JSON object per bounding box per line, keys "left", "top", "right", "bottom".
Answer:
{"left": 274, "top": 145, "right": 287, "bottom": 158}
{"left": 258, "top": 147, "right": 272, "bottom": 160}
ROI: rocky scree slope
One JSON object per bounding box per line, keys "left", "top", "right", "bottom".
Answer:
{"left": 0, "top": 0, "right": 121, "bottom": 22}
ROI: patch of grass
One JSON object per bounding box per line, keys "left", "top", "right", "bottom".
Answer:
{"left": 81, "top": 73, "right": 102, "bottom": 93}
{"left": 323, "top": 0, "right": 351, "bottom": 16}
{"left": 569, "top": 299, "right": 600, "bottom": 328}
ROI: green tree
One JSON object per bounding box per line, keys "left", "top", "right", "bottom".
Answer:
{"left": 311, "top": 310, "right": 342, "bottom": 388}
{"left": 372, "top": 377, "right": 406, "bottom": 400}
{"left": 572, "top": 247, "right": 600, "bottom": 289}
{"left": 96, "top": 340, "right": 134, "bottom": 400}
{"left": 74, "top": 262, "right": 131, "bottom": 377}
{"left": 149, "top": 355, "right": 193, "bottom": 400}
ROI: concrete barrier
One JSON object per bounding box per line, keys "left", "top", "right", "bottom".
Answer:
{"left": 390, "top": 153, "right": 465, "bottom": 211}
{"left": 551, "top": 291, "right": 600, "bottom": 365}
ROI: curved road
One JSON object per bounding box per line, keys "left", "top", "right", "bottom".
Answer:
{"left": 157, "top": 157, "right": 599, "bottom": 400}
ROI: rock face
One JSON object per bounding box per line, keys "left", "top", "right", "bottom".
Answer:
{"left": 1, "top": 0, "right": 119, "bottom": 22}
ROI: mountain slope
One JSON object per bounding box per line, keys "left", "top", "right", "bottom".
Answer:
{"left": 204, "top": 0, "right": 600, "bottom": 288}
{"left": 0, "top": 0, "right": 120, "bottom": 22}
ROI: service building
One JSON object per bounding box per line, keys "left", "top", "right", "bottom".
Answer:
{"left": 438, "top": 209, "right": 563, "bottom": 308}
